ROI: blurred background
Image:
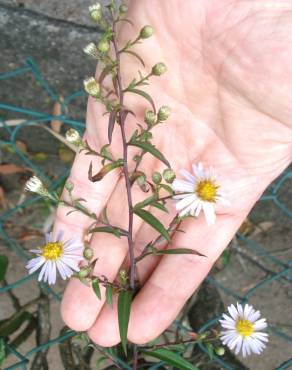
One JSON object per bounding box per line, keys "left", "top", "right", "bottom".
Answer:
{"left": 0, "top": 1, "right": 292, "bottom": 369}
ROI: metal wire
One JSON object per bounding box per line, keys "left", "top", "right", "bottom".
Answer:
{"left": 0, "top": 60, "right": 291, "bottom": 370}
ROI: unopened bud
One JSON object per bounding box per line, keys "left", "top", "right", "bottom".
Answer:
{"left": 215, "top": 347, "right": 225, "bottom": 356}
{"left": 163, "top": 168, "right": 176, "bottom": 183}
{"left": 137, "top": 174, "right": 146, "bottom": 186}
{"left": 84, "top": 77, "right": 100, "bottom": 97}
{"left": 65, "top": 128, "right": 83, "bottom": 146}
{"left": 158, "top": 106, "right": 171, "bottom": 121}
{"left": 152, "top": 172, "right": 162, "bottom": 184}
{"left": 78, "top": 267, "right": 91, "bottom": 278}
{"left": 119, "top": 4, "right": 128, "bottom": 14}
{"left": 89, "top": 3, "right": 102, "bottom": 22}
{"left": 83, "top": 247, "right": 94, "bottom": 261}
{"left": 98, "top": 39, "right": 110, "bottom": 53}
{"left": 144, "top": 110, "right": 157, "bottom": 125}
{"left": 25, "top": 176, "right": 51, "bottom": 198}
{"left": 83, "top": 42, "right": 99, "bottom": 58}
{"left": 152, "top": 62, "right": 167, "bottom": 76}
{"left": 140, "top": 25, "right": 154, "bottom": 39}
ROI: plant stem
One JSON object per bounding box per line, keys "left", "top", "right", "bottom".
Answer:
{"left": 112, "top": 20, "right": 136, "bottom": 291}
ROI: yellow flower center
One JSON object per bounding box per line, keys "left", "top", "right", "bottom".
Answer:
{"left": 195, "top": 180, "right": 218, "bottom": 202}
{"left": 41, "top": 242, "right": 63, "bottom": 260}
{"left": 236, "top": 319, "right": 254, "bottom": 337}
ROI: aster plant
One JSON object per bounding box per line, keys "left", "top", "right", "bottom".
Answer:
{"left": 24, "top": 1, "right": 269, "bottom": 368}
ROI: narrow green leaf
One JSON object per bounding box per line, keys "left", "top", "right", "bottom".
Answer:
{"left": 155, "top": 248, "right": 204, "bottom": 257}
{"left": 134, "top": 209, "right": 170, "bottom": 241}
{"left": 134, "top": 194, "right": 158, "bottom": 210}
{"left": 142, "top": 348, "right": 199, "bottom": 370}
{"left": 0, "top": 255, "right": 8, "bottom": 281}
{"left": 89, "top": 226, "right": 126, "bottom": 238}
{"left": 153, "top": 202, "right": 168, "bottom": 212}
{"left": 92, "top": 279, "right": 101, "bottom": 300}
{"left": 108, "top": 108, "right": 118, "bottom": 144}
{"left": 88, "top": 159, "right": 124, "bottom": 182}
{"left": 126, "top": 88, "right": 156, "bottom": 113}
{"left": 0, "top": 338, "right": 5, "bottom": 366}
{"left": 123, "top": 50, "right": 145, "bottom": 67}
{"left": 206, "top": 343, "right": 214, "bottom": 360}
{"left": 159, "top": 183, "right": 174, "bottom": 195}
{"left": 0, "top": 312, "right": 31, "bottom": 337}
{"left": 129, "top": 140, "right": 170, "bottom": 167}
{"left": 106, "top": 285, "right": 113, "bottom": 307}
{"left": 118, "top": 290, "right": 133, "bottom": 355}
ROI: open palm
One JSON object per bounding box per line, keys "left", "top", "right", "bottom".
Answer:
{"left": 55, "top": 0, "right": 292, "bottom": 346}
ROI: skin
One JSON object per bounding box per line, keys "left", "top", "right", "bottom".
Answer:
{"left": 55, "top": 0, "right": 292, "bottom": 346}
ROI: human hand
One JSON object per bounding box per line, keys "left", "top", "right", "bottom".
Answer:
{"left": 55, "top": 0, "right": 292, "bottom": 346}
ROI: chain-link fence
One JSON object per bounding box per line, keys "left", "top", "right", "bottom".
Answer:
{"left": 0, "top": 60, "right": 291, "bottom": 370}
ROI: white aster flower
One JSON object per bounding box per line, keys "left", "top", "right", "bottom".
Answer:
{"left": 219, "top": 302, "right": 269, "bottom": 357}
{"left": 26, "top": 231, "right": 84, "bottom": 285}
{"left": 65, "top": 128, "right": 83, "bottom": 146}
{"left": 89, "top": 3, "right": 102, "bottom": 22}
{"left": 171, "top": 162, "right": 229, "bottom": 225}
{"left": 83, "top": 77, "right": 100, "bottom": 97}
{"left": 25, "top": 176, "right": 50, "bottom": 197}
{"left": 83, "top": 42, "right": 99, "bottom": 58}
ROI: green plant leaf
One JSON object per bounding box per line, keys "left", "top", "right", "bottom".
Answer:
{"left": 134, "top": 195, "right": 158, "bottom": 210}
{"left": 152, "top": 202, "right": 168, "bottom": 212}
{"left": 126, "top": 88, "right": 156, "bottom": 113}
{"left": 108, "top": 108, "right": 118, "bottom": 144}
{"left": 106, "top": 285, "right": 113, "bottom": 307}
{"left": 92, "top": 279, "right": 101, "bottom": 300}
{"left": 0, "top": 255, "right": 8, "bottom": 281}
{"left": 123, "top": 50, "right": 145, "bottom": 67}
{"left": 118, "top": 290, "right": 133, "bottom": 355}
{"left": 155, "top": 248, "right": 204, "bottom": 257}
{"left": 129, "top": 140, "right": 170, "bottom": 167}
{"left": 142, "top": 348, "right": 199, "bottom": 370}
{"left": 134, "top": 209, "right": 170, "bottom": 241}
{"left": 0, "top": 338, "right": 5, "bottom": 366}
{"left": 0, "top": 312, "right": 31, "bottom": 337}
{"left": 89, "top": 226, "right": 126, "bottom": 238}
{"left": 88, "top": 159, "right": 124, "bottom": 182}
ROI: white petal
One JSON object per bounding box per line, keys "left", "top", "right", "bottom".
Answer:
{"left": 180, "top": 169, "right": 195, "bottom": 183}
{"left": 228, "top": 304, "right": 239, "bottom": 321}
{"left": 253, "top": 319, "right": 267, "bottom": 330}
{"left": 192, "top": 162, "right": 205, "bottom": 178}
{"left": 202, "top": 202, "right": 216, "bottom": 225}
{"left": 61, "top": 256, "right": 81, "bottom": 271}
{"left": 237, "top": 302, "right": 244, "bottom": 318}
{"left": 249, "top": 310, "right": 261, "bottom": 322}
{"left": 172, "top": 179, "right": 194, "bottom": 193}
{"left": 26, "top": 257, "right": 45, "bottom": 274}
{"left": 38, "top": 262, "right": 49, "bottom": 282}
{"left": 175, "top": 195, "right": 197, "bottom": 211}
{"left": 194, "top": 201, "right": 202, "bottom": 217}
{"left": 48, "top": 262, "right": 57, "bottom": 285}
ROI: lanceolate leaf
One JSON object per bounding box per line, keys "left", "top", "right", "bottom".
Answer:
{"left": 129, "top": 140, "right": 170, "bottom": 168}
{"left": 142, "top": 348, "right": 199, "bottom": 370}
{"left": 153, "top": 202, "right": 168, "bottom": 212}
{"left": 126, "top": 88, "right": 156, "bottom": 113}
{"left": 108, "top": 108, "right": 118, "bottom": 144}
{"left": 92, "top": 279, "right": 101, "bottom": 300}
{"left": 89, "top": 226, "right": 127, "bottom": 238}
{"left": 106, "top": 285, "right": 113, "bottom": 307}
{"left": 134, "top": 194, "right": 157, "bottom": 210}
{"left": 155, "top": 248, "right": 205, "bottom": 257}
{"left": 134, "top": 209, "right": 170, "bottom": 241}
{"left": 123, "top": 50, "right": 145, "bottom": 67}
{"left": 0, "top": 255, "right": 8, "bottom": 281}
{"left": 118, "top": 290, "right": 133, "bottom": 355}
{"left": 88, "top": 159, "right": 124, "bottom": 182}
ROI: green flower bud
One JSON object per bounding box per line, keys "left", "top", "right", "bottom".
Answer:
{"left": 89, "top": 3, "right": 102, "bottom": 22}
{"left": 140, "top": 25, "right": 154, "bottom": 39}
{"left": 78, "top": 267, "right": 91, "bottom": 278}
{"left": 144, "top": 110, "right": 157, "bottom": 125}
{"left": 98, "top": 39, "right": 110, "bottom": 53}
{"left": 163, "top": 168, "right": 176, "bottom": 183}
{"left": 83, "top": 247, "right": 94, "bottom": 261}
{"left": 65, "top": 181, "right": 74, "bottom": 193}
{"left": 137, "top": 174, "right": 146, "bottom": 186}
{"left": 152, "top": 172, "right": 162, "bottom": 184}
{"left": 84, "top": 77, "right": 100, "bottom": 97}
{"left": 119, "top": 4, "right": 128, "bottom": 14}
{"left": 152, "top": 62, "right": 167, "bottom": 76}
{"left": 158, "top": 106, "right": 171, "bottom": 121}
{"left": 215, "top": 347, "right": 225, "bottom": 356}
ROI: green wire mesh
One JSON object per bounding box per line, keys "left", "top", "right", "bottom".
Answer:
{"left": 0, "top": 60, "right": 291, "bottom": 370}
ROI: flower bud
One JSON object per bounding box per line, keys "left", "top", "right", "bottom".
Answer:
{"left": 140, "top": 25, "right": 154, "bottom": 39}
{"left": 25, "top": 176, "right": 50, "bottom": 197}
{"left": 78, "top": 267, "right": 91, "bottom": 278}
{"left": 84, "top": 77, "right": 100, "bottom": 97}
{"left": 65, "top": 128, "right": 82, "bottom": 146}
{"left": 152, "top": 62, "right": 167, "bottom": 76}
{"left": 83, "top": 42, "right": 99, "bottom": 58}
{"left": 83, "top": 247, "right": 94, "bottom": 261}
{"left": 119, "top": 4, "right": 128, "bottom": 14}
{"left": 152, "top": 172, "right": 162, "bottom": 184}
{"left": 89, "top": 3, "right": 102, "bottom": 22}
{"left": 137, "top": 174, "right": 146, "bottom": 187}
{"left": 163, "top": 168, "right": 176, "bottom": 183}
{"left": 98, "top": 39, "right": 110, "bottom": 53}
{"left": 158, "top": 106, "right": 171, "bottom": 121}
{"left": 144, "top": 110, "right": 157, "bottom": 126}
{"left": 215, "top": 347, "right": 225, "bottom": 356}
